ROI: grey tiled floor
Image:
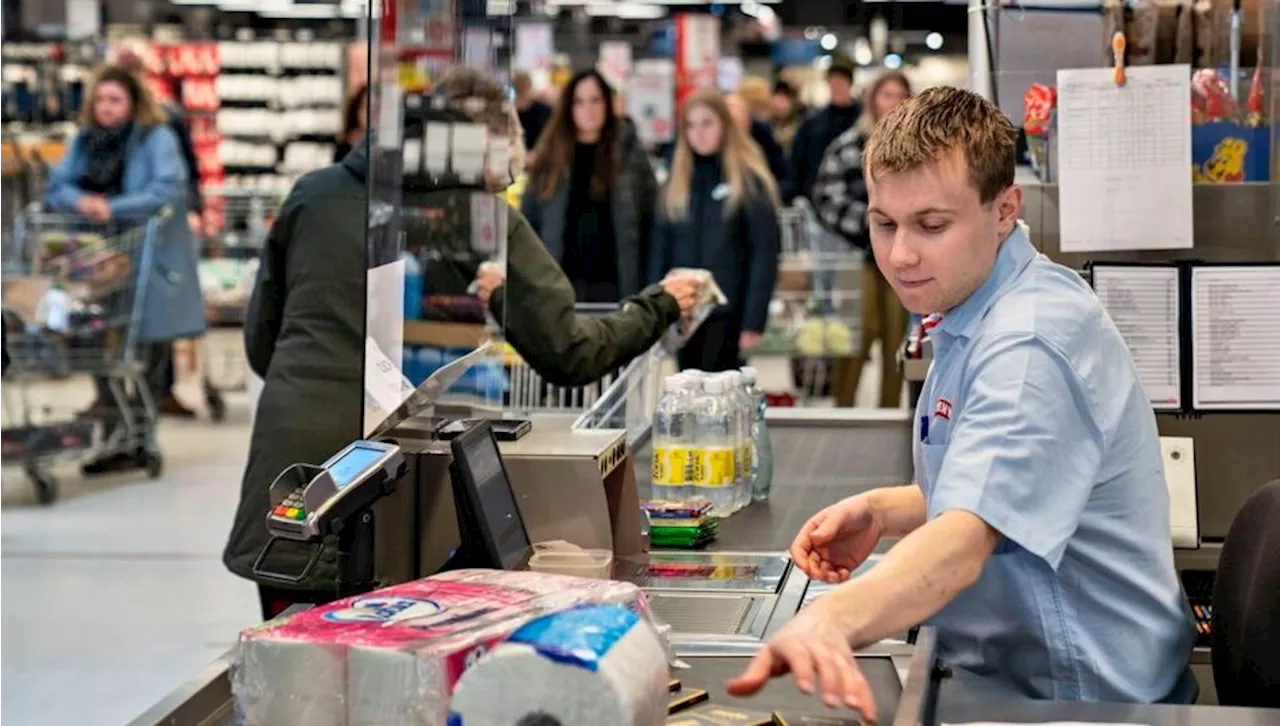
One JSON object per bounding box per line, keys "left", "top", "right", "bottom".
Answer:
{"left": 2, "top": 371, "right": 262, "bottom": 726}
{"left": 0, "top": 335, "right": 895, "bottom": 726}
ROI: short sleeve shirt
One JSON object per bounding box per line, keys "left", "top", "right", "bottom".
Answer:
{"left": 914, "top": 224, "right": 1194, "bottom": 702}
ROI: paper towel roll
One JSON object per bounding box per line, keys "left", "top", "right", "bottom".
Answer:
{"left": 449, "top": 604, "right": 668, "bottom": 726}
{"left": 234, "top": 636, "right": 346, "bottom": 726}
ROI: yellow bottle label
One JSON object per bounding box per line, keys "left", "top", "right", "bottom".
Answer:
{"left": 690, "top": 450, "right": 709, "bottom": 486}
{"left": 696, "top": 448, "right": 733, "bottom": 488}
{"left": 653, "top": 448, "right": 691, "bottom": 487}
{"left": 651, "top": 447, "right": 670, "bottom": 486}
{"left": 668, "top": 448, "right": 690, "bottom": 485}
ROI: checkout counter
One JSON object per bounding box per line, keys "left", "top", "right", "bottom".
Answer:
{"left": 133, "top": 401, "right": 1278, "bottom": 726}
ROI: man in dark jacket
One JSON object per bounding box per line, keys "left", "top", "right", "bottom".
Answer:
{"left": 513, "top": 71, "right": 552, "bottom": 164}
{"left": 226, "top": 137, "right": 697, "bottom": 617}
{"left": 787, "top": 57, "right": 862, "bottom": 203}
{"left": 726, "top": 93, "right": 790, "bottom": 192}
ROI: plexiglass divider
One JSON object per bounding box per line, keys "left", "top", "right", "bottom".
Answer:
{"left": 362, "top": 0, "right": 515, "bottom": 436}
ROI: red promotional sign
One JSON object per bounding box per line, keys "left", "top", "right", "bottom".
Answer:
{"left": 674, "top": 14, "right": 720, "bottom": 109}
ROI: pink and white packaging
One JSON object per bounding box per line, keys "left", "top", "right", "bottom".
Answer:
{"left": 231, "top": 569, "right": 660, "bottom": 726}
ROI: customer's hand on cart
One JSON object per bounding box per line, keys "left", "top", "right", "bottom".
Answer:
{"left": 75, "top": 194, "right": 112, "bottom": 223}
{"left": 790, "top": 497, "right": 885, "bottom": 584}
{"left": 726, "top": 604, "right": 879, "bottom": 720}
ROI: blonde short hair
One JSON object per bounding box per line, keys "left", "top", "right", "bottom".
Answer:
{"left": 864, "top": 86, "right": 1017, "bottom": 204}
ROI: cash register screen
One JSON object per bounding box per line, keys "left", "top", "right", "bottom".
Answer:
{"left": 453, "top": 424, "right": 531, "bottom": 570}
{"left": 328, "top": 444, "right": 385, "bottom": 490}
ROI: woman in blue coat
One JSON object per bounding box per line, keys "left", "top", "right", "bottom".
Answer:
{"left": 46, "top": 65, "right": 205, "bottom": 454}
{"left": 649, "top": 89, "right": 782, "bottom": 372}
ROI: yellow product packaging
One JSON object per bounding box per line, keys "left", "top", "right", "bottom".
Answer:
{"left": 694, "top": 447, "right": 734, "bottom": 488}
{"left": 651, "top": 447, "right": 690, "bottom": 487}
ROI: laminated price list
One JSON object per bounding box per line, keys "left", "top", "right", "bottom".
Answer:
{"left": 1191, "top": 266, "right": 1280, "bottom": 410}
{"left": 1093, "top": 266, "right": 1182, "bottom": 409}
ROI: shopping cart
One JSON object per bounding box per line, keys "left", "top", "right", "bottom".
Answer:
{"left": 1, "top": 206, "right": 170, "bottom": 504}
{"left": 755, "top": 201, "right": 865, "bottom": 406}
{"left": 198, "top": 189, "right": 282, "bottom": 422}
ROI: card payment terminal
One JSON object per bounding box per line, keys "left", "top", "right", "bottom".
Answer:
{"left": 254, "top": 440, "right": 405, "bottom": 587}
{"left": 265, "top": 440, "right": 405, "bottom": 540}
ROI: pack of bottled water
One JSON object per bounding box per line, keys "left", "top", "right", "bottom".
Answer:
{"left": 650, "top": 367, "right": 773, "bottom": 518}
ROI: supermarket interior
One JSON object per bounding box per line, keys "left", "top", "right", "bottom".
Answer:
{"left": 1, "top": 0, "right": 1279, "bottom": 724}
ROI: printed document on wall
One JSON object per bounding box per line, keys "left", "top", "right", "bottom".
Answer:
{"left": 1190, "top": 265, "right": 1280, "bottom": 411}
{"left": 1056, "top": 64, "right": 1193, "bottom": 252}
{"left": 1092, "top": 265, "right": 1182, "bottom": 410}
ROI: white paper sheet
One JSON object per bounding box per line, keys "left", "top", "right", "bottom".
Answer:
{"left": 1056, "top": 64, "right": 1193, "bottom": 253}
{"left": 1092, "top": 265, "right": 1183, "bottom": 409}
{"left": 1190, "top": 265, "right": 1280, "bottom": 410}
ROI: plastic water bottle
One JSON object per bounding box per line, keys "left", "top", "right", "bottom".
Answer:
{"left": 402, "top": 251, "right": 424, "bottom": 320}
{"left": 651, "top": 376, "right": 693, "bottom": 502}
{"left": 741, "top": 367, "right": 773, "bottom": 502}
{"left": 717, "top": 371, "right": 752, "bottom": 511}
{"left": 692, "top": 375, "right": 736, "bottom": 517}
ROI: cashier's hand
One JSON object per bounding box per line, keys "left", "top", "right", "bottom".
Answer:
{"left": 726, "top": 605, "right": 878, "bottom": 720}
{"left": 790, "top": 496, "right": 884, "bottom": 584}
{"left": 473, "top": 262, "right": 505, "bottom": 306}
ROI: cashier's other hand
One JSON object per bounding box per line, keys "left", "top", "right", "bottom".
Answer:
{"left": 726, "top": 607, "right": 878, "bottom": 721}
{"left": 473, "top": 262, "right": 505, "bottom": 305}
{"left": 790, "top": 496, "right": 884, "bottom": 584}
{"left": 660, "top": 275, "right": 700, "bottom": 317}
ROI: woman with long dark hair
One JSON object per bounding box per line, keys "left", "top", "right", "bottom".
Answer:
{"left": 649, "top": 90, "right": 781, "bottom": 372}
{"left": 522, "top": 69, "right": 656, "bottom": 304}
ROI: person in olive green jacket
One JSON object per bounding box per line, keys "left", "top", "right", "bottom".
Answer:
{"left": 224, "top": 69, "right": 698, "bottom": 619}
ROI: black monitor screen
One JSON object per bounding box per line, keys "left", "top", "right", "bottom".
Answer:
{"left": 453, "top": 423, "right": 530, "bottom": 570}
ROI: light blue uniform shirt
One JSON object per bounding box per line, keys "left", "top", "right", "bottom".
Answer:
{"left": 914, "top": 224, "right": 1194, "bottom": 702}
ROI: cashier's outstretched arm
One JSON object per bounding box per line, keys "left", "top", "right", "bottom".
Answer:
{"left": 727, "top": 510, "right": 1000, "bottom": 716}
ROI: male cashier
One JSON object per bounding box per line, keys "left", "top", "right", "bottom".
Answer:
{"left": 727, "top": 87, "right": 1195, "bottom": 717}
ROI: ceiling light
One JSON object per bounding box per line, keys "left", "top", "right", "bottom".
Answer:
{"left": 884, "top": 53, "right": 902, "bottom": 69}
{"left": 820, "top": 33, "right": 838, "bottom": 51}
{"left": 925, "top": 32, "right": 943, "bottom": 50}
{"left": 852, "top": 38, "right": 872, "bottom": 66}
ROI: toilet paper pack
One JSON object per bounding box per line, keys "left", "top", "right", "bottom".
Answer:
{"left": 449, "top": 604, "right": 670, "bottom": 726}
{"left": 232, "top": 569, "right": 664, "bottom": 726}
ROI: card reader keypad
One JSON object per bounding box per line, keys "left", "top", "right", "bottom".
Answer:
{"left": 272, "top": 486, "right": 308, "bottom": 522}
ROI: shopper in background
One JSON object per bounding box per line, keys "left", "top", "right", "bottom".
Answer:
{"left": 787, "top": 57, "right": 862, "bottom": 203}
{"left": 726, "top": 93, "right": 790, "bottom": 195}
{"left": 46, "top": 65, "right": 205, "bottom": 453}
{"left": 333, "top": 84, "right": 368, "bottom": 163}
{"left": 113, "top": 43, "right": 204, "bottom": 238}
{"left": 114, "top": 42, "right": 204, "bottom": 418}
{"left": 523, "top": 69, "right": 656, "bottom": 304}
{"left": 813, "top": 71, "right": 913, "bottom": 408}
{"left": 770, "top": 80, "right": 804, "bottom": 156}
{"left": 513, "top": 71, "right": 552, "bottom": 164}
{"left": 649, "top": 89, "right": 781, "bottom": 372}
{"left": 737, "top": 77, "right": 773, "bottom": 121}
{"left": 227, "top": 66, "right": 696, "bottom": 618}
